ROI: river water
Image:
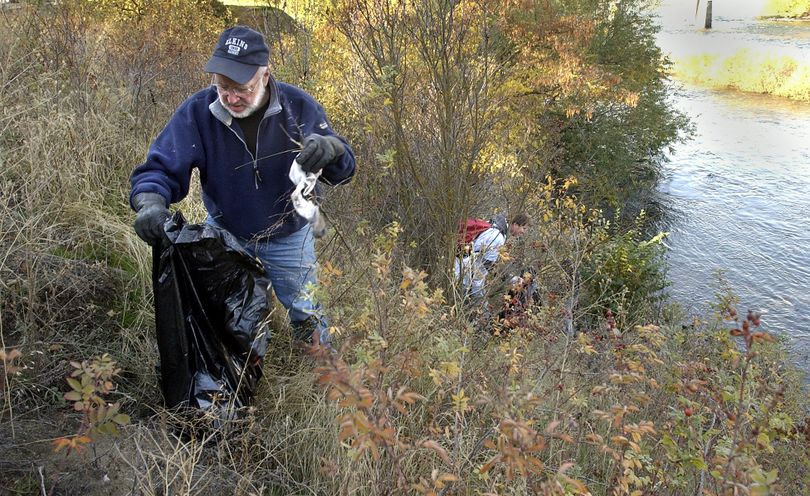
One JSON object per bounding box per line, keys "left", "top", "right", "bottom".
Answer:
{"left": 653, "top": 5, "right": 810, "bottom": 368}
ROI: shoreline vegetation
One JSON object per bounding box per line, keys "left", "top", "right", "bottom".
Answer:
{"left": 1, "top": 1, "right": 808, "bottom": 495}
{"left": 673, "top": 50, "right": 810, "bottom": 102}
{"left": 665, "top": 1, "right": 810, "bottom": 101}
{"left": 758, "top": 15, "right": 810, "bottom": 20}
{"left": 761, "top": 0, "right": 810, "bottom": 19}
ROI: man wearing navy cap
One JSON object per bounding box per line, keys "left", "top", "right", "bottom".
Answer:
{"left": 129, "top": 25, "right": 355, "bottom": 345}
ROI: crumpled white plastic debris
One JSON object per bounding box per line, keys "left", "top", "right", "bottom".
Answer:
{"left": 289, "top": 159, "right": 326, "bottom": 238}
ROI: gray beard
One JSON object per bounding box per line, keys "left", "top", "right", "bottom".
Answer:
{"left": 222, "top": 83, "right": 267, "bottom": 119}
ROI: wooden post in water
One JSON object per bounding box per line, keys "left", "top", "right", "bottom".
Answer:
{"left": 705, "top": 1, "right": 713, "bottom": 29}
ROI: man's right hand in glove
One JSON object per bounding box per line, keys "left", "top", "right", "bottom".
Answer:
{"left": 133, "top": 193, "right": 170, "bottom": 246}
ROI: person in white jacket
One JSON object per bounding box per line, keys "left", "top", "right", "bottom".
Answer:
{"left": 456, "top": 213, "right": 529, "bottom": 299}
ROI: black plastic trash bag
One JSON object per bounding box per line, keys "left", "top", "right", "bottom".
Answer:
{"left": 152, "top": 212, "right": 269, "bottom": 414}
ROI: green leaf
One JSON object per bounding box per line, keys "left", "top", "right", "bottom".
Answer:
{"left": 756, "top": 432, "right": 773, "bottom": 452}
{"left": 63, "top": 391, "right": 81, "bottom": 402}
{"left": 721, "top": 387, "right": 736, "bottom": 402}
{"left": 66, "top": 377, "right": 82, "bottom": 391}
{"left": 95, "top": 423, "right": 116, "bottom": 436}
{"left": 770, "top": 413, "right": 795, "bottom": 432}
{"left": 112, "top": 413, "right": 130, "bottom": 426}
{"left": 750, "top": 485, "right": 768, "bottom": 496}
{"left": 751, "top": 468, "right": 769, "bottom": 485}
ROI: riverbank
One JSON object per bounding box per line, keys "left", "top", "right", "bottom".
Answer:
{"left": 673, "top": 49, "right": 810, "bottom": 101}
{"left": 759, "top": 15, "right": 810, "bottom": 20}
{"left": 658, "top": 3, "right": 810, "bottom": 101}
{"left": 761, "top": 0, "right": 810, "bottom": 19}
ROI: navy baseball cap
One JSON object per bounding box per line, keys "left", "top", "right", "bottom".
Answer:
{"left": 204, "top": 26, "right": 270, "bottom": 85}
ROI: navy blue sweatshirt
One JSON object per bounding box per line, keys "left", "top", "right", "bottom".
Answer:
{"left": 129, "top": 77, "right": 355, "bottom": 240}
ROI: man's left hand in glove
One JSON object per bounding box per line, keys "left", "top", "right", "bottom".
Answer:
{"left": 297, "top": 134, "right": 345, "bottom": 174}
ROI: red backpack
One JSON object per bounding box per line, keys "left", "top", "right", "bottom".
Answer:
{"left": 457, "top": 218, "right": 492, "bottom": 251}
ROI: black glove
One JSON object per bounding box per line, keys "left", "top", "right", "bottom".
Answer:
{"left": 133, "top": 192, "right": 170, "bottom": 247}
{"left": 297, "top": 134, "right": 345, "bottom": 174}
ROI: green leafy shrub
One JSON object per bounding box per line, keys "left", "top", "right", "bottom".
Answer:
{"left": 53, "top": 353, "right": 130, "bottom": 456}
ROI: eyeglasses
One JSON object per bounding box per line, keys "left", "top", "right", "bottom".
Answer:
{"left": 211, "top": 77, "right": 259, "bottom": 98}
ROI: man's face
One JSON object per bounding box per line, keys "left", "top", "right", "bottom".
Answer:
{"left": 510, "top": 223, "right": 527, "bottom": 237}
{"left": 212, "top": 68, "right": 270, "bottom": 118}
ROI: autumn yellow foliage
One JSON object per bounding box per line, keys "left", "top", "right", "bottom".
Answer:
{"left": 675, "top": 49, "right": 810, "bottom": 101}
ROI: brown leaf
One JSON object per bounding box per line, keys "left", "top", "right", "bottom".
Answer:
{"left": 479, "top": 455, "right": 500, "bottom": 474}
{"left": 421, "top": 440, "right": 452, "bottom": 466}
{"left": 556, "top": 433, "right": 574, "bottom": 443}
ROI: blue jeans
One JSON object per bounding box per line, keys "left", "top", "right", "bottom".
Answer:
{"left": 206, "top": 217, "right": 329, "bottom": 343}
